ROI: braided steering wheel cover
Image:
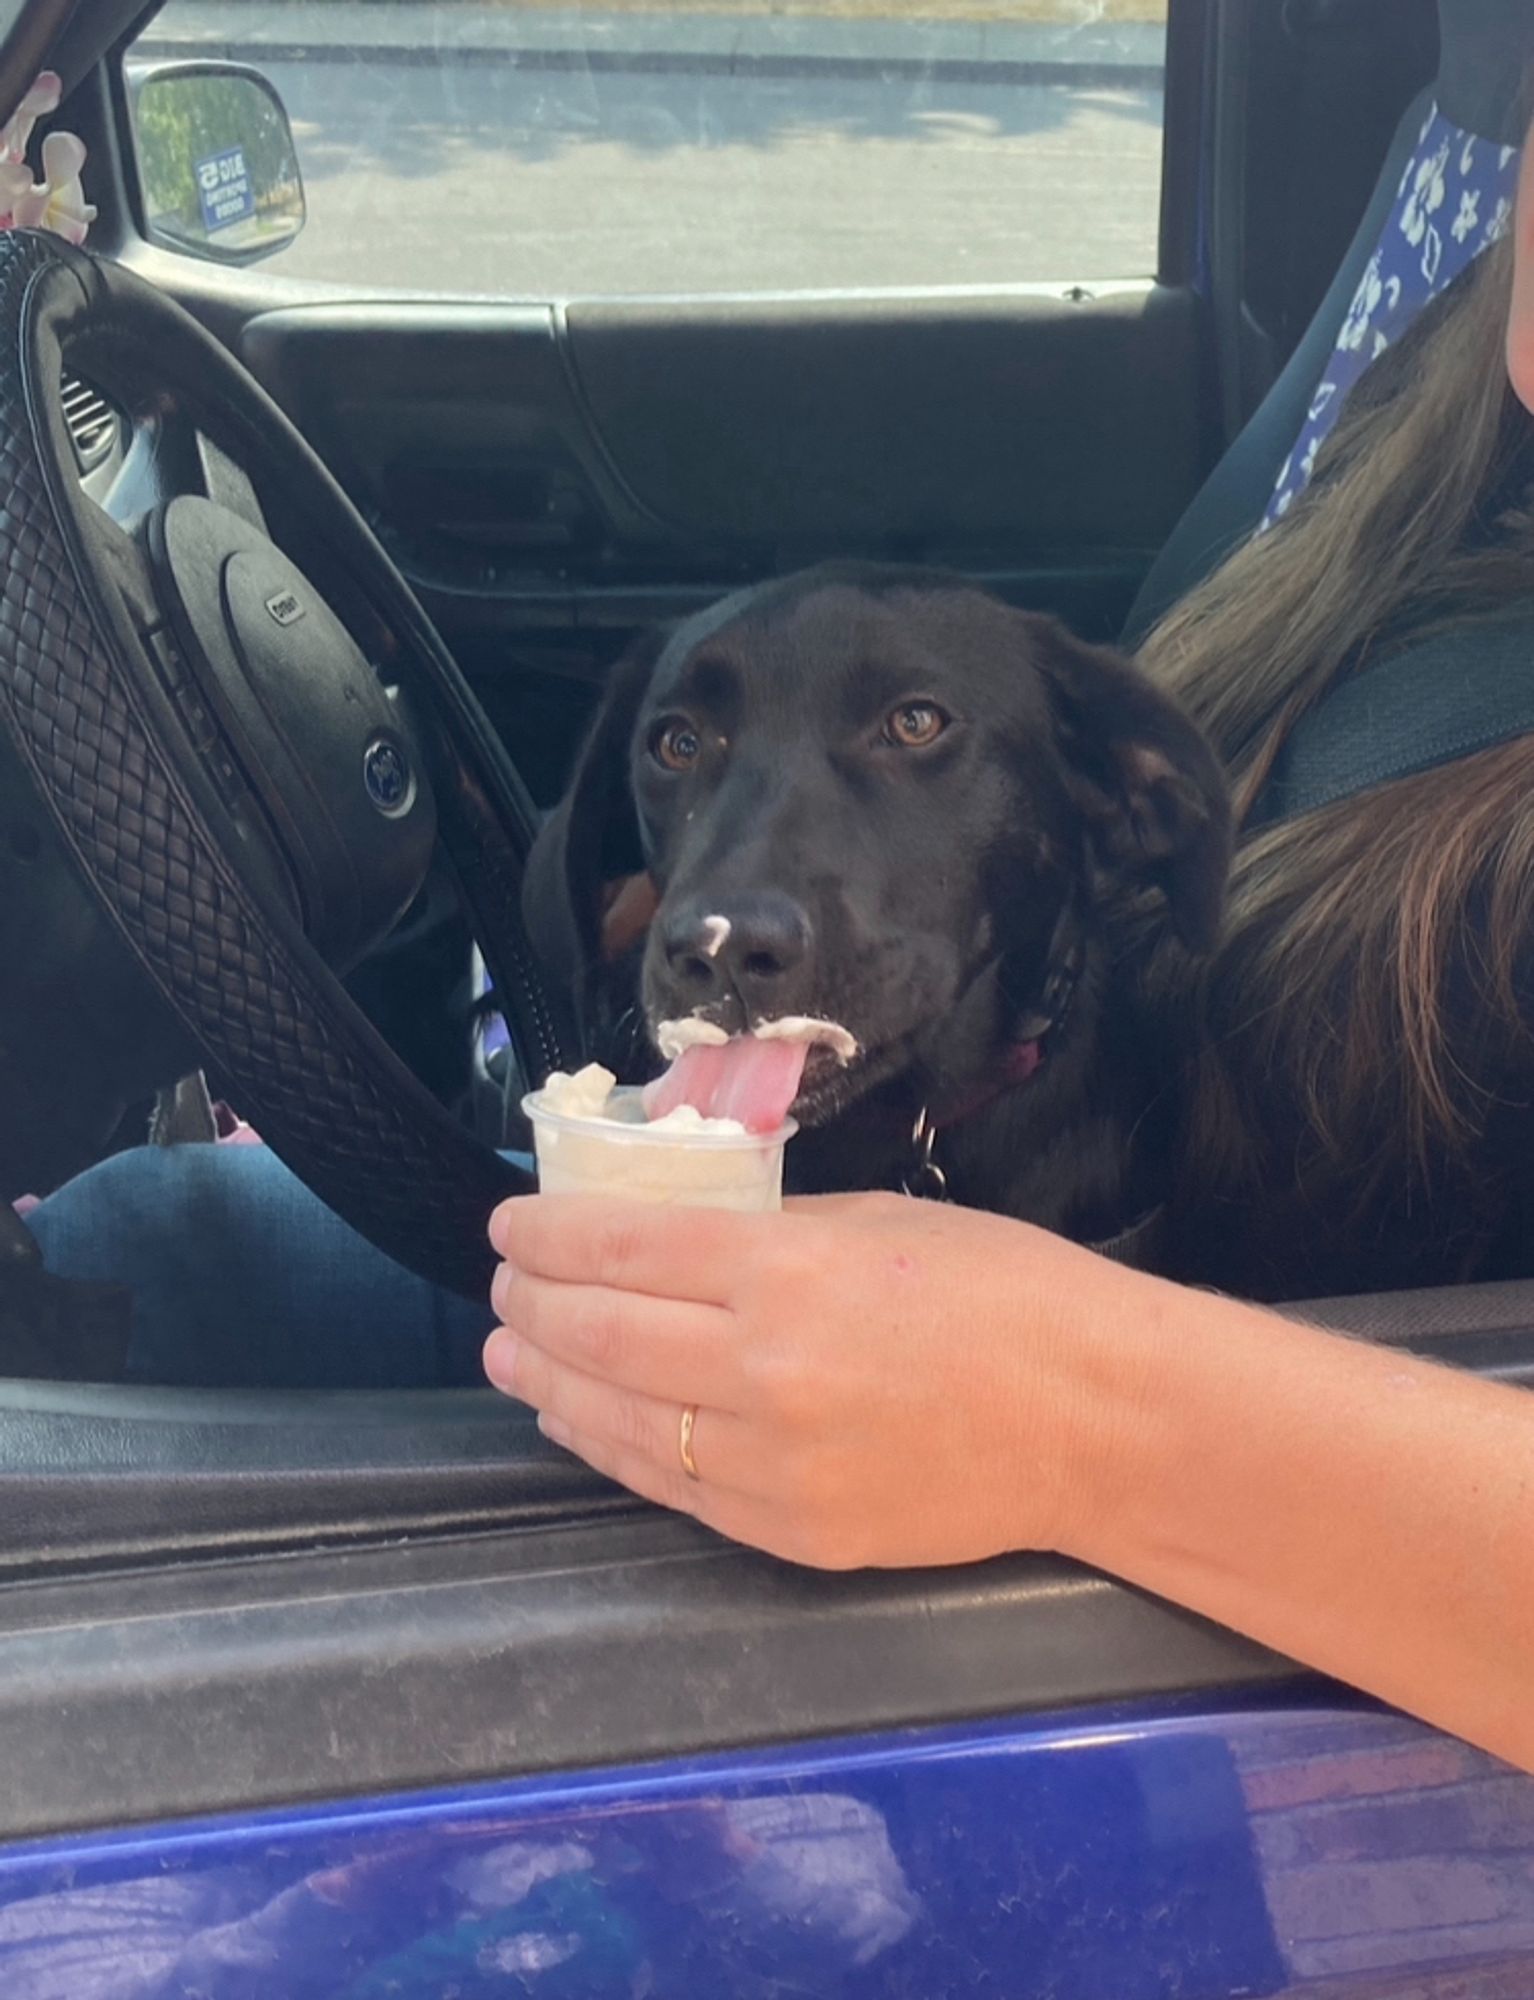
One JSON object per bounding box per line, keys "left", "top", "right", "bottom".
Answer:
{"left": 0, "top": 233, "right": 559, "bottom": 1298}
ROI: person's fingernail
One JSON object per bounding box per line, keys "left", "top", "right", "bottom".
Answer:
{"left": 483, "top": 1330, "right": 519, "bottom": 1392}
{"left": 538, "top": 1413, "right": 573, "bottom": 1449}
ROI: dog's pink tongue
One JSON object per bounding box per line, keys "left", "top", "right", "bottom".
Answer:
{"left": 644, "top": 1035, "right": 810, "bottom": 1134}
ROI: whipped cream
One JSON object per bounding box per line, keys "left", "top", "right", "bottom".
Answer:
{"left": 539, "top": 1063, "right": 621, "bottom": 1120}
{"left": 538, "top": 1062, "right": 746, "bottom": 1135}
{"left": 525, "top": 1065, "right": 786, "bottom": 1212}
{"left": 646, "top": 1103, "right": 747, "bottom": 1136}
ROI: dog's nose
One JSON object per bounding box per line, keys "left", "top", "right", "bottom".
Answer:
{"left": 660, "top": 893, "right": 812, "bottom": 1006}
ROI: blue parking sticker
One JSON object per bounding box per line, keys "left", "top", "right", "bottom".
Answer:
{"left": 196, "top": 148, "right": 255, "bottom": 234}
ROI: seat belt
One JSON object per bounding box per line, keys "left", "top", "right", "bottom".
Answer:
{"left": 1250, "top": 606, "right": 1534, "bottom": 826}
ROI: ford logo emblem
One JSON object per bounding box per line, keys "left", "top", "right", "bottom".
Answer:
{"left": 362, "top": 737, "right": 413, "bottom": 818}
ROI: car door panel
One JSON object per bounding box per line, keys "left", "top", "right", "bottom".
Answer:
{"left": 222, "top": 283, "right": 1205, "bottom": 807}
{"left": 564, "top": 284, "right": 1203, "bottom": 565}
{"left": 0, "top": 1697, "right": 1530, "bottom": 1996}
{"left": 0, "top": 1484, "right": 1290, "bottom": 1841}
{"left": 234, "top": 284, "right": 1206, "bottom": 636}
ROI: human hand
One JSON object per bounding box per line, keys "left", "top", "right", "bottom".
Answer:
{"left": 483, "top": 1191, "right": 1148, "bottom": 1570}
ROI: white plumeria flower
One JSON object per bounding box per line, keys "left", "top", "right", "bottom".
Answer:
{"left": 0, "top": 72, "right": 60, "bottom": 167}
{"left": 1338, "top": 254, "right": 1382, "bottom": 352}
{"left": 0, "top": 156, "right": 32, "bottom": 215}
{"left": 1486, "top": 196, "right": 1513, "bottom": 245}
{"left": 1421, "top": 222, "right": 1443, "bottom": 285}
{"left": 1399, "top": 109, "right": 1437, "bottom": 196}
{"left": 0, "top": 77, "right": 93, "bottom": 244}
{"left": 10, "top": 131, "right": 96, "bottom": 245}
{"left": 1451, "top": 189, "right": 1480, "bottom": 244}
{"left": 1401, "top": 139, "right": 1450, "bottom": 247}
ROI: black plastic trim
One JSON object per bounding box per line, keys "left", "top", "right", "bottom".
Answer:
{"left": 0, "top": 1281, "right": 1531, "bottom": 1579}
{"left": 0, "top": 1388, "right": 634, "bottom": 1576}
{"left": 1157, "top": 0, "right": 1213, "bottom": 289}
{"left": 0, "top": 1509, "right": 1300, "bottom": 1843}
{"left": 0, "top": 0, "right": 80, "bottom": 131}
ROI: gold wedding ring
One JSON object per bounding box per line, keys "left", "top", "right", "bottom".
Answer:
{"left": 679, "top": 1403, "right": 701, "bottom": 1481}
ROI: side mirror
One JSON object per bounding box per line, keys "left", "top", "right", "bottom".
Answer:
{"left": 126, "top": 60, "right": 305, "bottom": 267}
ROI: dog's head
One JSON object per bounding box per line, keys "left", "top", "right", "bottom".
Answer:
{"left": 524, "top": 566, "right": 1230, "bottom": 1124}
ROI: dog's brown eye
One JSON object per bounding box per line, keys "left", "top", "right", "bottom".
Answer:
{"left": 885, "top": 702, "right": 949, "bottom": 749}
{"left": 652, "top": 719, "right": 702, "bottom": 772}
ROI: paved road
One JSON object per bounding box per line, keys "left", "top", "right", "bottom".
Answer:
{"left": 139, "top": 9, "right": 1165, "bottom": 296}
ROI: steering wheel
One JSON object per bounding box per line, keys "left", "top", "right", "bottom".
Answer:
{"left": 0, "top": 231, "right": 572, "bottom": 1298}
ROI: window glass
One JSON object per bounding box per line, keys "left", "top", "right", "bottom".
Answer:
{"left": 129, "top": 0, "right": 1168, "bottom": 295}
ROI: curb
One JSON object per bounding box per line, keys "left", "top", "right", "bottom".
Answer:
{"left": 137, "top": 36, "right": 1164, "bottom": 87}
{"left": 137, "top": 5, "right": 1166, "bottom": 86}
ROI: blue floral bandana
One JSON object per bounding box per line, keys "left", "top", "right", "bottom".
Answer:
{"left": 1262, "top": 105, "right": 1521, "bottom": 530}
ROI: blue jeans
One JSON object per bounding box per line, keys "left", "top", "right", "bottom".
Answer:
{"left": 27, "top": 1145, "right": 510, "bottom": 1388}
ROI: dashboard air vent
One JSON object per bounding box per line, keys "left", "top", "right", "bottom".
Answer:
{"left": 60, "top": 374, "right": 119, "bottom": 474}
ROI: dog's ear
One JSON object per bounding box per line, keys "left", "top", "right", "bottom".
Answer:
{"left": 521, "top": 628, "right": 667, "bottom": 991}
{"left": 1036, "top": 621, "right": 1232, "bottom": 952}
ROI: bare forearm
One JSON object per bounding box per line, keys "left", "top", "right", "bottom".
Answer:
{"left": 1062, "top": 1272, "right": 1534, "bottom": 1769}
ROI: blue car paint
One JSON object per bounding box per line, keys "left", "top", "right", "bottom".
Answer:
{"left": 0, "top": 1697, "right": 1528, "bottom": 1996}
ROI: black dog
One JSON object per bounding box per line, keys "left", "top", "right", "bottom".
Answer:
{"left": 523, "top": 565, "right": 1230, "bottom": 1252}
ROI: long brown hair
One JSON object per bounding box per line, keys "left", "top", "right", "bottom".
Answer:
{"left": 1138, "top": 234, "right": 1534, "bottom": 1215}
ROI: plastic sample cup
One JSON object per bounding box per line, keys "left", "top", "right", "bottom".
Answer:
{"left": 522, "top": 1086, "right": 796, "bottom": 1212}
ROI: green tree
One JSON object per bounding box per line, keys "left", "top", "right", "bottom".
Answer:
{"left": 134, "top": 71, "right": 300, "bottom": 239}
